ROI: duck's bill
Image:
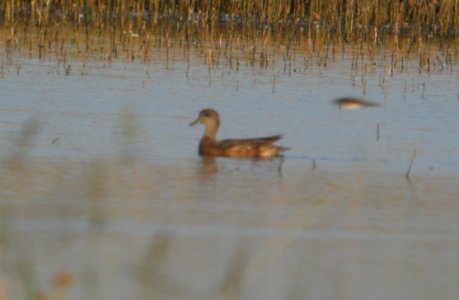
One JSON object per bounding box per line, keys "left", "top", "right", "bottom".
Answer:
{"left": 189, "top": 117, "right": 200, "bottom": 126}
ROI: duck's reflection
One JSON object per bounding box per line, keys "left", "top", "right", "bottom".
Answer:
{"left": 196, "top": 155, "right": 286, "bottom": 180}
{"left": 198, "top": 156, "right": 218, "bottom": 179}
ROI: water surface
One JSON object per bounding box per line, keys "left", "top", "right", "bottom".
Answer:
{"left": 0, "top": 32, "right": 459, "bottom": 299}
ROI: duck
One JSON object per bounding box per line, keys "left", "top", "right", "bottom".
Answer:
{"left": 190, "top": 108, "right": 289, "bottom": 158}
{"left": 333, "top": 97, "right": 381, "bottom": 110}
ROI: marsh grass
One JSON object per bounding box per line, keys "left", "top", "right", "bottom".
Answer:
{"left": 1, "top": 1, "right": 459, "bottom": 40}
{"left": 1, "top": 20, "right": 457, "bottom": 86}
{"left": 1, "top": 1, "right": 458, "bottom": 88}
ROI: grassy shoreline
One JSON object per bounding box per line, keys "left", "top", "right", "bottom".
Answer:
{"left": 1, "top": 1, "right": 459, "bottom": 39}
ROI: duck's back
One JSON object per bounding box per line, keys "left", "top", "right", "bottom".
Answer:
{"left": 218, "top": 135, "right": 287, "bottom": 158}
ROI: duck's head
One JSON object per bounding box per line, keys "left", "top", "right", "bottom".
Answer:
{"left": 190, "top": 108, "right": 220, "bottom": 128}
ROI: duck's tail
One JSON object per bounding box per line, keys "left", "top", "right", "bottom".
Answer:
{"left": 277, "top": 146, "right": 290, "bottom": 152}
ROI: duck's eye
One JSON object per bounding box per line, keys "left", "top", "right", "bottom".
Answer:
{"left": 202, "top": 112, "right": 210, "bottom": 117}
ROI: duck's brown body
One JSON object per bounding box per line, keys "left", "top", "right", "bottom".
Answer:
{"left": 190, "top": 109, "right": 288, "bottom": 158}
{"left": 198, "top": 135, "right": 286, "bottom": 158}
{"left": 333, "top": 97, "right": 381, "bottom": 110}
